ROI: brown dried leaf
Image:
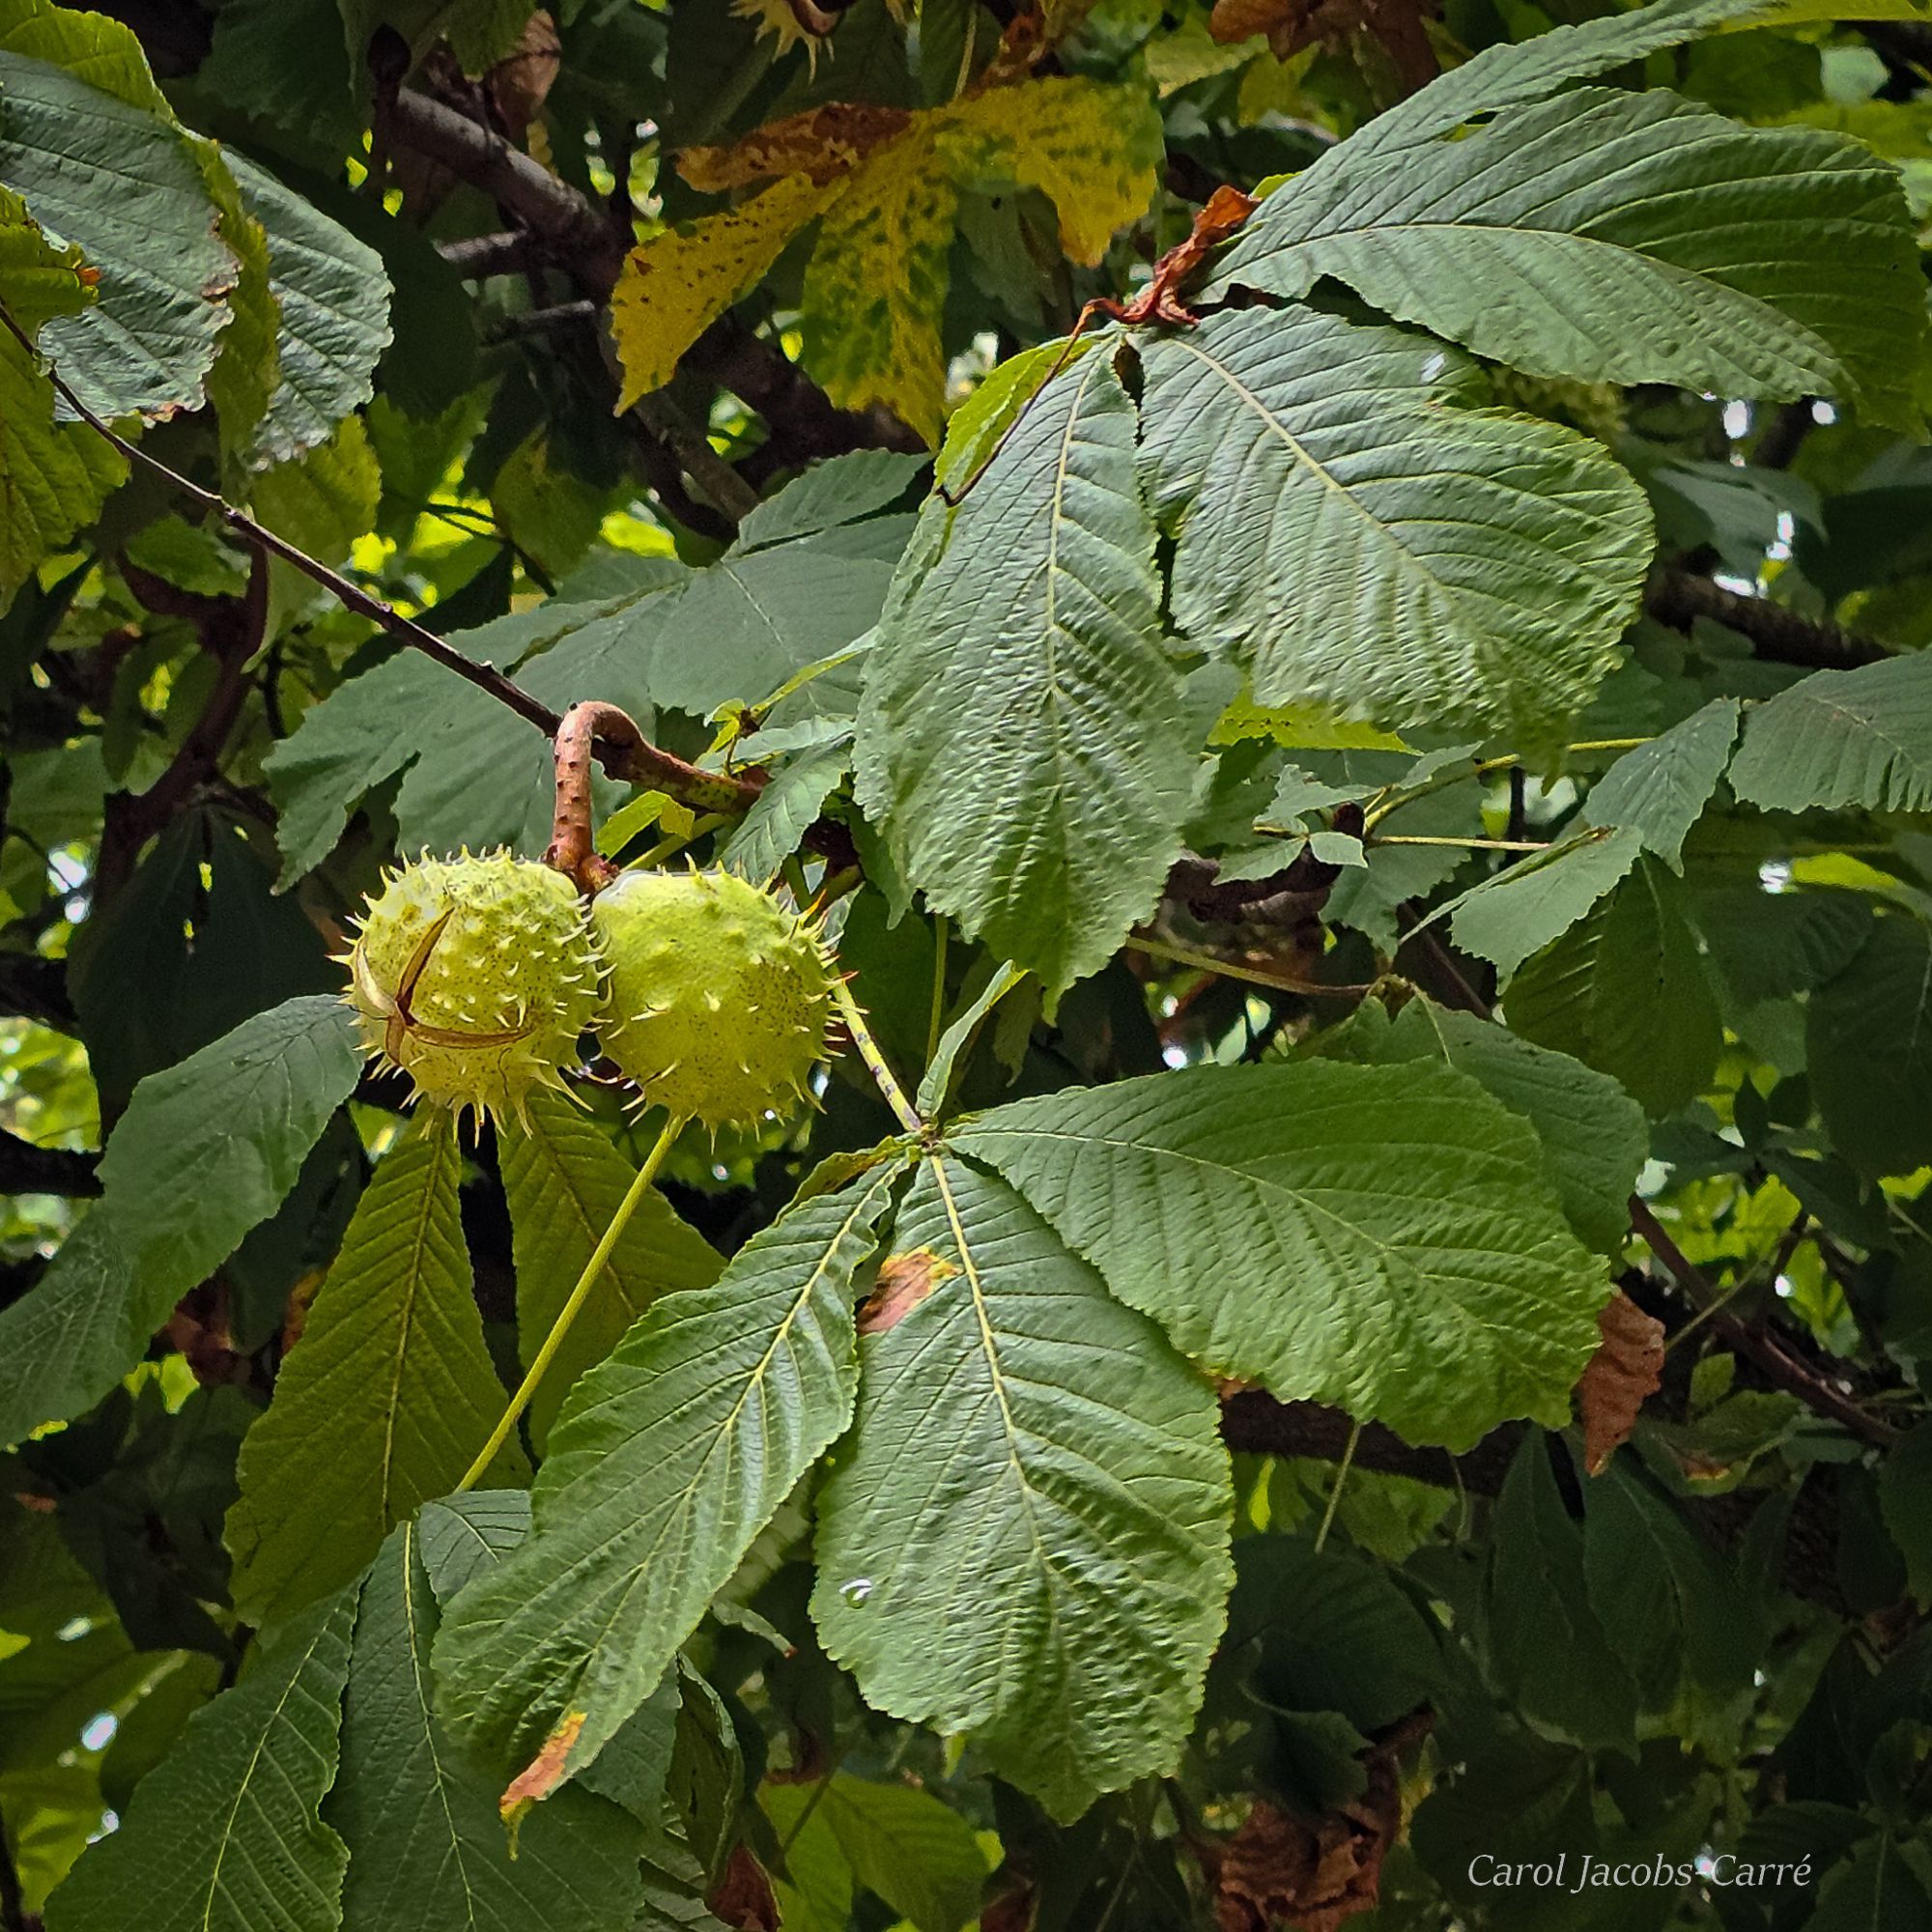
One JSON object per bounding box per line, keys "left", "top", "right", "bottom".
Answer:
{"left": 857, "top": 1247, "right": 958, "bottom": 1335}
{"left": 1209, "top": 1721, "right": 1415, "bottom": 1932}
{"left": 708, "top": 1845, "right": 781, "bottom": 1931}
{"left": 1577, "top": 1290, "right": 1665, "bottom": 1475}
{"left": 1208, "top": 0, "right": 1436, "bottom": 88}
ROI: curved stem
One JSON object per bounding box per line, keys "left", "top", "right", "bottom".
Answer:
{"left": 833, "top": 977, "right": 923, "bottom": 1134}
{"left": 1313, "top": 1418, "right": 1363, "bottom": 1553}
{"left": 457, "top": 1110, "right": 686, "bottom": 1490}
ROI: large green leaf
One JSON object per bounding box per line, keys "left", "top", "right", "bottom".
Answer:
{"left": 1212, "top": 89, "right": 1922, "bottom": 428}
{"left": 0, "top": 1, "right": 237, "bottom": 420}
{"left": 812, "top": 1155, "right": 1230, "bottom": 1820}
{"left": 332, "top": 1524, "right": 646, "bottom": 1932}
{"left": 44, "top": 1588, "right": 356, "bottom": 1932}
{"left": 954, "top": 1059, "right": 1608, "bottom": 1452}
{"left": 226, "top": 1121, "right": 526, "bottom": 1629}
{"left": 0, "top": 996, "right": 364, "bottom": 1448}
{"left": 1505, "top": 859, "right": 1723, "bottom": 1117}
{"left": 95, "top": 994, "right": 363, "bottom": 1298}
{"left": 1137, "top": 307, "right": 1652, "bottom": 743}
{"left": 1727, "top": 653, "right": 1932, "bottom": 814}
{"left": 1321, "top": 999, "right": 1647, "bottom": 1256}
{"left": 1807, "top": 915, "right": 1932, "bottom": 1177}
{"left": 1584, "top": 698, "right": 1741, "bottom": 869}
{"left": 435, "top": 1168, "right": 900, "bottom": 1794}
{"left": 854, "top": 346, "right": 1195, "bottom": 994}
{"left": 226, "top": 154, "right": 391, "bottom": 468}
{"left": 499, "top": 1092, "right": 723, "bottom": 1449}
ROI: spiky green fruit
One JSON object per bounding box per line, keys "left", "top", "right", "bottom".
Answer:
{"left": 592, "top": 867, "right": 835, "bottom": 1128}
{"left": 345, "top": 850, "right": 603, "bottom": 1128}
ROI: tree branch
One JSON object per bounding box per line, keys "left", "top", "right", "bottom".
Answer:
{"left": 386, "top": 87, "right": 626, "bottom": 295}
{"left": 0, "top": 1126, "right": 99, "bottom": 1197}
{"left": 1646, "top": 566, "right": 1886, "bottom": 671}
{"left": 0, "top": 952, "right": 77, "bottom": 1032}
{"left": 1628, "top": 1199, "right": 1899, "bottom": 1449}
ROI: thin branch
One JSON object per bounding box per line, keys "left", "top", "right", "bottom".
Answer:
{"left": 0, "top": 1126, "right": 99, "bottom": 1197}
{"left": 1629, "top": 1198, "right": 1899, "bottom": 1448}
{"left": 631, "top": 393, "right": 761, "bottom": 525}
{"left": 1646, "top": 566, "right": 1887, "bottom": 671}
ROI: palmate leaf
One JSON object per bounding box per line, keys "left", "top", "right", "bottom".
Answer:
{"left": 0, "top": 996, "right": 364, "bottom": 1449}
{"left": 1727, "top": 652, "right": 1932, "bottom": 813}
{"left": 1212, "top": 87, "right": 1924, "bottom": 428}
{"left": 332, "top": 1524, "right": 646, "bottom": 1932}
{"left": 500, "top": 1093, "right": 723, "bottom": 1449}
{"left": 44, "top": 1588, "right": 356, "bottom": 1932}
{"left": 435, "top": 1167, "right": 900, "bottom": 1797}
{"left": 1137, "top": 306, "right": 1652, "bottom": 743}
{"left": 0, "top": 0, "right": 238, "bottom": 420}
{"left": 226, "top": 1121, "right": 526, "bottom": 1629}
{"left": 854, "top": 347, "right": 1196, "bottom": 995}
{"left": 813, "top": 1156, "right": 1230, "bottom": 1821}
{"left": 954, "top": 1060, "right": 1608, "bottom": 1450}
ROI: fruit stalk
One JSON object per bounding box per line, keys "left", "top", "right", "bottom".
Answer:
{"left": 455, "top": 1110, "right": 686, "bottom": 1491}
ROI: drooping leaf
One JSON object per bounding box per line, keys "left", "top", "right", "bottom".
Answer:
{"left": 1584, "top": 698, "right": 1741, "bottom": 869}
{"left": 812, "top": 1155, "right": 1232, "bottom": 1820}
{"left": 1212, "top": 88, "right": 1923, "bottom": 428}
{"left": 1505, "top": 858, "right": 1722, "bottom": 1117}
{"left": 332, "top": 1524, "right": 646, "bottom": 1932}
{"left": 1879, "top": 1423, "right": 1932, "bottom": 1608}
{"left": 1487, "top": 1435, "right": 1639, "bottom": 1750}
{"left": 1806, "top": 915, "right": 1932, "bottom": 1177}
{"left": 954, "top": 1059, "right": 1609, "bottom": 1452}
{"left": 0, "top": 0, "right": 238, "bottom": 420}
{"left": 226, "top": 1120, "right": 526, "bottom": 1629}
{"left": 1137, "top": 306, "right": 1653, "bottom": 743}
{"left": 1321, "top": 998, "right": 1647, "bottom": 1255}
{"left": 1727, "top": 653, "right": 1932, "bottom": 814}
{"left": 435, "top": 1168, "right": 900, "bottom": 1796}
{"left": 0, "top": 996, "right": 364, "bottom": 1448}
{"left": 1449, "top": 827, "right": 1645, "bottom": 977}
{"left": 94, "top": 994, "right": 363, "bottom": 1300}
{"left": 718, "top": 738, "right": 851, "bottom": 883}
{"left": 226, "top": 154, "right": 392, "bottom": 468}
{"left": 43, "top": 1588, "right": 357, "bottom": 1932}
{"left": 499, "top": 1092, "right": 723, "bottom": 1449}
{"left": 1581, "top": 1458, "right": 1759, "bottom": 1735}
{"left": 855, "top": 347, "right": 1194, "bottom": 994}
{"left": 619, "top": 78, "right": 1161, "bottom": 440}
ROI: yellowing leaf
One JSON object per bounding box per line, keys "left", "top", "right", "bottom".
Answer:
{"left": 0, "top": 188, "right": 123, "bottom": 605}
{"left": 611, "top": 171, "right": 836, "bottom": 411}
{"left": 612, "top": 76, "right": 1161, "bottom": 442}
{"left": 1208, "top": 693, "right": 1410, "bottom": 751}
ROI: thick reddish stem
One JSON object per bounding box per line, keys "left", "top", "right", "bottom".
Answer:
{"left": 544, "top": 702, "right": 631, "bottom": 893}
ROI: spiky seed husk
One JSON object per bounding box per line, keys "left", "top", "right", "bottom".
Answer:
{"left": 344, "top": 850, "right": 603, "bottom": 1129}
{"left": 592, "top": 867, "right": 834, "bottom": 1129}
